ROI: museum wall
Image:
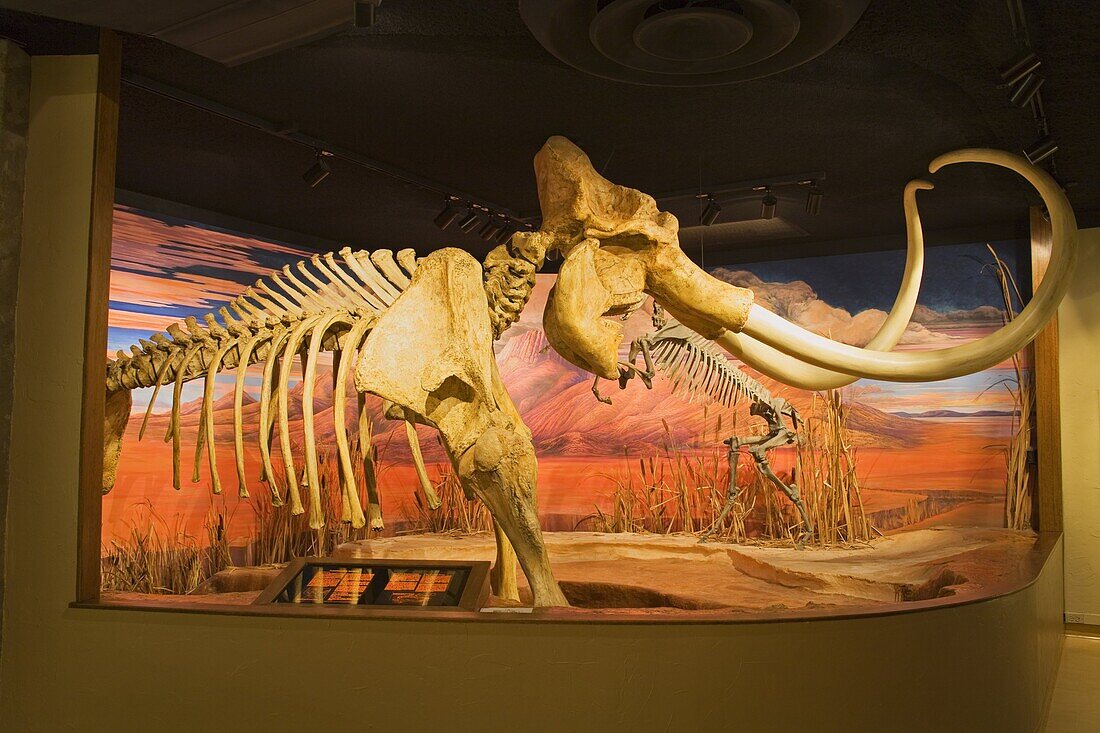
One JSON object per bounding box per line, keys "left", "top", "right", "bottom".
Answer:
{"left": 0, "top": 52, "right": 1070, "bottom": 732}
{"left": 1060, "top": 225, "right": 1100, "bottom": 624}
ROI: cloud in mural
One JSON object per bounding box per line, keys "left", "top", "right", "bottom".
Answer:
{"left": 709, "top": 268, "right": 951, "bottom": 346}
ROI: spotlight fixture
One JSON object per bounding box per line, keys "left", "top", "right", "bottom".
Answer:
{"left": 999, "top": 50, "right": 1041, "bottom": 86}
{"left": 458, "top": 206, "right": 486, "bottom": 234}
{"left": 760, "top": 188, "right": 777, "bottom": 220}
{"left": 433, "top": 198, "right": 464, "bottom": 230}
{"left": 1009, "top": 73, "right": 1045, "bottom": 108}
{"left": 700, "top": 196, "right": 722, "bottom": 226}
{"left": 805, "top": 182, "right": 823, "bottom": 215}
{"left": 302, "top": 151, "right": 332, "bottom": 188}
{"left": 478, "top": 216, "right": 506, "bottom": 241}
{"left": 1023, "top": 136, "right": 1058, "bottom": 165}
{"left": 354, "top": 0, "right": 381, "bottom": 28}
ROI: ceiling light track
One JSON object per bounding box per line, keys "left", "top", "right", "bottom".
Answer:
{"left": 121, "top": 70, "right": 528, "bottom": 221}
{"left": 662, "top": 170, "right": 826, "bottom": 205}
{"left": 1000, "top": 0, "right": 1058, "bottom": 174}
{"left": 433, "top": 197, "right": 531, "bottom": 239}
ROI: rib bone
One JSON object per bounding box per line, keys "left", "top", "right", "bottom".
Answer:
{"left": 405, "top": 419, "right": 441, "bottom": 510}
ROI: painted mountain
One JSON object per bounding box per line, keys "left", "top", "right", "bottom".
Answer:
{"left": 105, "top": 205, "right": 1026, "bottom": 541}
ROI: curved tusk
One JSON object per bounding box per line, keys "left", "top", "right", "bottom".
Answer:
{"left": 715, "top": 179, "right": 933, "bottom": 390}
{"left": 735, "top": 149, "right": 1076, "bottom": 383}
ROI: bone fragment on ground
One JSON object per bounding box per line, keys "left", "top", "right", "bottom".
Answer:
{"left": 370, "top": 249, "right": 410, "bottom": 289}
{"left": 258, "top": 326, "right": 293, "bottom": 507}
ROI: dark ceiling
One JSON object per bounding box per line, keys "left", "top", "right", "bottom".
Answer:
{"left": 2, "top": 1, "right": 1097, "bottom": 265}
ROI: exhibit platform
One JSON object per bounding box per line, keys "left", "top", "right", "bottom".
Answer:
{"left": 79, "top": 530, "right": 1065, "bottom": 731}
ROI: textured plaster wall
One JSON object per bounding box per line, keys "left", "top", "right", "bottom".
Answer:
{"left": 0, "top": 54, "right": 1066, "bottom": 732}
{"left": 0, "top": 38, "right": 30, "bottom": 668}
{"left": 1061, "top": 226, "right": 1100, "bottom": 623}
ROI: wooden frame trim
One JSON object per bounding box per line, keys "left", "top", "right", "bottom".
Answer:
{"left": 76, "top": 29, "right": 121, "bottom": 604}
{"left": 1030, "top": 206, "right": 1063, "bottom": 533}
{"left": 70, "top": 77, "right": 1063, "bottom": 608}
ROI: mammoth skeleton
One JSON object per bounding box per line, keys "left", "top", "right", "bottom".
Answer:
{"left": 104, "top": 136, "right": 1077, "bottom": 607}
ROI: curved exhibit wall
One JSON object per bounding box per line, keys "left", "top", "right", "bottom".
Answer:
{"left": 98, "top": 203, "right": 1038, "bottom": 616}
{"left": 0, "top": 54, "right": 1076, "bottom": 731}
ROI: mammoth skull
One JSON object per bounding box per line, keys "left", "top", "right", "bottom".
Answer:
{"left": 522, "top": 136, "right": 1077, "bottom": 389}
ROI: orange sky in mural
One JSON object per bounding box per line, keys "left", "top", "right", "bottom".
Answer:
{"left": 104, "top": 206, "right": 1024, "bottom": 543}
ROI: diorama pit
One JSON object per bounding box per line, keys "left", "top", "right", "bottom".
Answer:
{"left": 98, "top": 136, "right": 1064, "bottom": 618}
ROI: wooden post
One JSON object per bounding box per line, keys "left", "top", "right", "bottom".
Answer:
{"left": 1029, "top": 206, "right": 1063, "bottom": 534}
{"left": 76, "top": 29, "right": 121, "bottom": 603}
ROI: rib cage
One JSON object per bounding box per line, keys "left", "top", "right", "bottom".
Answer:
{"left": 103, "top": 247, "right": 422, "bottom": 531}
{"left": 106, "top": 247, "right": 417, "bottom": 392}
{"left": 643, "top": 322, "right": 777, "bottom": 408}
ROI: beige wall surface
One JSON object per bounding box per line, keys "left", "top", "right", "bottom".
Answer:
{"left": 1061, "top": 226, "right": 1100, "bottom": 624}
{"left": 0, "top": 54, "right": 1066, "bottom": 733}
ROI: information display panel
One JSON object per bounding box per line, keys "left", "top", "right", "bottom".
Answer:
{"left": 254, "top": 558, "right": 491, "bottom": 612}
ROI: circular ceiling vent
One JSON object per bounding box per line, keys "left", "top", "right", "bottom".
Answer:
{"left": 520, "top": 0, "right": 871, "bottom": 86}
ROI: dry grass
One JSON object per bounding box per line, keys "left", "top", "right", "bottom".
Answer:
{"left": 582, "top": 393, "right": 873, "bottom": 546}
{"left": 400, "top": 461, "right": 493, "bottom": 534}
{"left": 580, "top": 409, "right": 751, "bottom": 537}
{"left": 102, "top": 444, "right": 390, "bottom": 593}
{"left": 795, "top": 390, "right": 873, "bottom": 544}
{"left": 243, "top": 445, "right": 383, "bottom": 565}
{"left": 101, "top": 501, "right": 231, "bottom": 594}
{"left": 982, "top": 245, "right": 1033, "bottom": 530}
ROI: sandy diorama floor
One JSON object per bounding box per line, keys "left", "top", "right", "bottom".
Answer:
{"left": 104, "top": 526, "right": 1038, "bottom": 617}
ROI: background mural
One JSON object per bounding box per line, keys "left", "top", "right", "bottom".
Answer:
{"left": 105, "top": 205, "right": 1027, "bottom": 547}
